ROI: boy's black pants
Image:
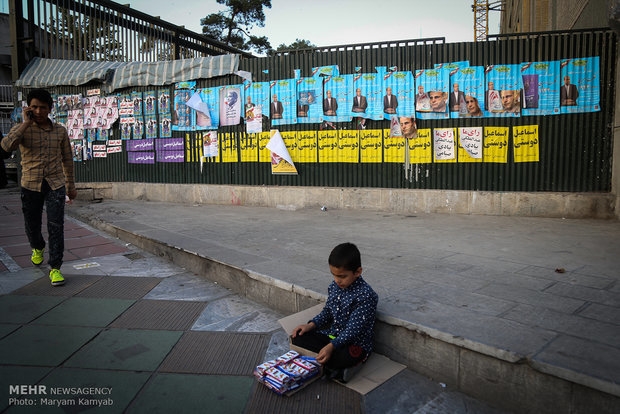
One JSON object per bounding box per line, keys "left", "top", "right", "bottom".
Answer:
{"left": 291, "top": 331, "right": 368, "bottom": 369}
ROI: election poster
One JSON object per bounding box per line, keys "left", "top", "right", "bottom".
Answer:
{"left": 457, "top": 127, "right": 483, "bottom": 163}
{"left": 351, "top": 73, "right": 383, "bottom": 121}
{"left": 415, "top": 68, "right": 450, "bottom": 120}
{"left": 383, "top": 71, "right": 415, "bottom": 118}
{"left": 266, "top": 129, "right": 297, "bottom": 174}
{"left": 513, "top": 125, "right": 539, "bottom": 162}
{"left": 451, "top": 66, "right": 485, "bottom": 118}
{"left": 219, "top": 85, "right": 242, "bottom": 126}
{"left": 483, "top": 127, "right": 509, "bottom": 163}
{"left": 270, "top": 79, "right": 297, "bottom": 126}
{"left": 311, "top": 65, "right": 339, "bottom": 79}
{"left": 296, "top": 77, "right": 323, "bottom": 124}
{"left": 323, "top": 74, "right": 353, "bottom": 123}
{"left": 172, "top": 88, "right": 195, "bottom": 131}
{"left": 408, "top": 128, "right": 433, "bottom": 164}
{"left": 520, "top": 61, "right": 561, "bottom": 116}
{"left": 485, "top": 65, "right": 523, "bottom": 117}
{"left": 560, "top": 57, "right": 600, "bottom": 114}
{"left": 433, "top": 128, "right": 457, "bottom": 163}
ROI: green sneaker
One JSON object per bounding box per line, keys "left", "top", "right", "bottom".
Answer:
{"left": 31, "top": 248, "right": 44, "bottom": 266}
{"left": 49, "top": 269, "right": 65, "bottom": 286}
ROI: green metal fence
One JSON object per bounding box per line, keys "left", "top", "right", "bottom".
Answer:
{"left": 61, "top": 28, "right": 617, "bottom": 192}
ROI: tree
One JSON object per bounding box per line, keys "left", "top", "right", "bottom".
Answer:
{"left": 47, "top": 8, "right": 123, "bottom": 61}
{"left": 200, "top": 0, "right": 272, "bottom": 54}
{"left": 269, "top": 39, "right": 316, "bottom": 55}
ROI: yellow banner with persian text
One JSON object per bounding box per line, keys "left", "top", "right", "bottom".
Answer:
{"left": 483, "top": 127, "right": 509, "bottom": 163}
{"left": 409, "top": 128, "right": 432, "bottom": 164}
{"left": 360, "top": 130, "right": 382, "bottom": 163}
{"left": 513, "top": 125, "right": 539, "bottom": 162}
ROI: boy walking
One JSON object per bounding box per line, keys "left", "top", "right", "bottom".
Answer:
{"left": 1, "top": 89, "right": 76, "bottom": 286}
{"left": 292, "top": 242, "right": 378, "bottom": 381}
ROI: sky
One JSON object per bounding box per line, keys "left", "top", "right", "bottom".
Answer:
{"left": 122, "top": 0, "right": 501, "bottom": 49}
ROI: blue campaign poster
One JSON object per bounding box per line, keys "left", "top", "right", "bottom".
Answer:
{"left": 435, "top": 61, "right": 470, "bottom": 70}
{"left": 484, "top": 65, "right": 523, "bottom": 118}
{"left": 270, "top": 79, "right": 297, "bottom": 126}
{"left": 144, "top": 90, "right": 156, "bottom": 116}
{"left": 560, "top": 57, "right": 600, "bottom": 114}
{"left": 415, "top": 68, "right": 450, "bottom": 120}
{"left": 296, "top": 77, "right": 323, "bottom": 124}
{"left": 521, "top": 61, "right": 561, "bottom": 116}
{"left": 450, "top": 66, "right": 485, "bottom": 118}
{"left": 131, "top": 91, "right": 143, "bottom": 117}
{"left": 311, "top": 65, "right": 340, "bottom": 79}
{"left": 193, "top": 87, "right": 220, "bottom": 131}
{"left": 383, "top": 71, "right": 415, "bottom": 118}
{"left": 243, "top": 81, "right": 270, "bottom": 119}
{"left": 351, "top": 73, "right": 383, "bottom": 121}
{"left": 323, "top": 74, "right": 353, "bottom": 123}
{"left": 171, "top": 88, "right": 195, "bottom": 131}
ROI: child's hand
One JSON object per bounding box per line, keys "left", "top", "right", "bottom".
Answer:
{"left": 292, "top": 322, "right": 315, "bottom": 338}
{"left": 317, "top": 343, "right": 334, "bottom": 365}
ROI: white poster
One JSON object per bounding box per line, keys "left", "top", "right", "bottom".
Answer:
{"left": 219, "top": 86, "right": 242, "bottom": 126}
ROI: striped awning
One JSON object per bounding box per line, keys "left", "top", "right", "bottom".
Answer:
{"left": 16, "top": 55, "right": 240, "bottom": 91}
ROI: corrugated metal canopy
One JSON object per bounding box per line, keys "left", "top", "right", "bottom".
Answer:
{"left": 16, "top": 55, "right": 240, "bottom": 91}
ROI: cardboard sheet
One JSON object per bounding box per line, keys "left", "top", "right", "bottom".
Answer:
{"left": 278, "top": 304, "right": 406, "bottom": 395}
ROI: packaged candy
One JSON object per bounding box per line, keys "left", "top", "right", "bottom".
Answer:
{"left": 254, "top": 350, "right": 321, "bottom": 395}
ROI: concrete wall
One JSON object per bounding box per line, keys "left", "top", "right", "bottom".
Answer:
{"left": 76, "top": 182, "right": 617, "bottom": 219}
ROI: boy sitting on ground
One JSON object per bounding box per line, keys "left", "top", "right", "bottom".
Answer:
{"left": 292, "top": 242, "right": 378, "bottom": 381}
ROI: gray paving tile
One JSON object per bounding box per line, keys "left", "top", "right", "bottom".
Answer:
{"left": 128, "top": 374, "right": 254, "bottom": 414}
{"left": 0, "top": 295, "right": 66, "bottom": 324}
{"left": 109, "top": 300, "right": 206, "bottom": 330}
{"left": 503, "top": 304, "right": 620, "bottom": 347}
{"left": 0, "top": 325, "right": 100, "bottom": 366}
{"left": 64, "top": 328, "right": 182, "bottom": 371}
{"left": 32, "top": 297, "right": 135, "bottom": 327}
{"left": 0, "top": 366, "right": 53, "bottom": 412}
{"left": 475, "top": 282, "right": 586, "bottom": 313}
{"left": 544, "top": 282, "right": 620, "bottom": 307}
{"left": 381, "top": 294, "right": 557, "bottom": 360}
{"left": 37, "top": 368, "right": 150, "bottom": 413}
{"left": 577, "top": 303, "right": 620, "bottom": 326}
{"left": 191, "top": 295, "right": 283, "bottom": 333}
{"left": 532, "top": 335, "right": 620, "bottom": 390}
{"left": 143, "top": 272, "right": 233, "bottom": 302}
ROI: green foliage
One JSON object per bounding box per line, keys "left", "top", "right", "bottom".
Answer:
{"left": 201, "top": 0, "right": 272, "bottom": 54}
{"left": 269, "top": 39, "right": 316, "bottom": 55}
{"left": 47, "top": 8, "right": 123, "bottom": 61}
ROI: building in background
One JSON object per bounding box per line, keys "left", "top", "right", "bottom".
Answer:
{"left": 501, "top": 0, "right": 611, "bottom": 32}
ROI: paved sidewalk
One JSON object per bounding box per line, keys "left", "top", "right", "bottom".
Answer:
{"left": 60, "top": 194, "right": 620, "bottom": 411}
{"left": 0, "top": 186, "right": 503, "bottom": 413}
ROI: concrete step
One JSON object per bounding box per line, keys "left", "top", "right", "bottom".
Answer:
{"left": 66, "top": 201, "right": 620, "bottom": 414}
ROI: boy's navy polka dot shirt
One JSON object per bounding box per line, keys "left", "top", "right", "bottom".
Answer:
{"left": 311, "top": 276, "right": 378, "bottom": 352}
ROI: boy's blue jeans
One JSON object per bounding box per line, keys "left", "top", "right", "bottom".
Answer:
{"left": 291, "top": 331, "right": 368, "bottom": 369}
{"left": 21, "top": 180, "right": 66, "bottom": 270}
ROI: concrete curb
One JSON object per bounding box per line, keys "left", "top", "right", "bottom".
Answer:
{"left": 67, "top": 208, "right": 620, "bottom": 413}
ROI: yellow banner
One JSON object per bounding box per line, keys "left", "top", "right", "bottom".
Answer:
{"left": 239, "top": 133, "right": 258, "bottom": 162}
{"left": 281, "top": 131, "right": 298, "bottom": 163}
{"left": 338, "top": 130, "right": 359, "bottom": 163}
{"left": 458, "top": 127, "right": 483, "bottom": 163}
{"left": 513, "top": 125, "right": 539, "bottom": 162}
{"left": 318, "top": 130, "right": 339, "bottom": 163}
{"left": 221, "top": 133, "right": 238, "bottom": 163}
{"left": 409, "top": 128, "right": 432, "bottom": 164}
{"left": 297, "top": 131, "right": 318, "bottom": 163}
{"left": 383, "top": 128, "right": 405, "bottom": 163}
{"left": 483, "top": 127, "right": 509, "bottom": 163}
{"left": 360, "top": 129, "right": 382, "bottom": 163}
{"left": 258, "top": 132, "right": 271, "bottom": 162}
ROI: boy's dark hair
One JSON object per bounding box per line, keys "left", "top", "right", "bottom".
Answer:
{"left": 27, "top": 89, "right": 54, "bottom": 109}
{"left": 328, "top": 242, "right": 361, "bottom": 271}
